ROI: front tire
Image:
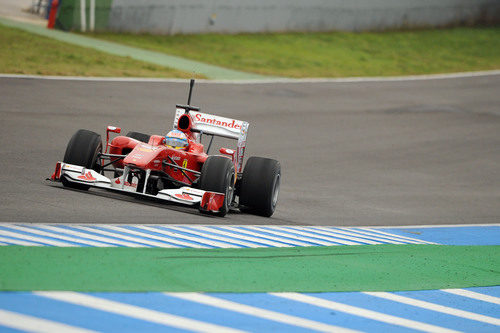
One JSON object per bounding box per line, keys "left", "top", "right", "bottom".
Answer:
{"left": 62, "top": 129, "right": 102, "bottom": 190}
{"left": 239, "top": 157, "right": 281, "bottom": 217}
{"left": 126, "top": 131, "right": 151, "bottom": 143}
{"left": 198, "top": 156, "right": 235, "bottom": 217}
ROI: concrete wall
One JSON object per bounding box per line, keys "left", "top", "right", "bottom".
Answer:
{"left": 107, "top": 0, "right": 500, "bottom": 34}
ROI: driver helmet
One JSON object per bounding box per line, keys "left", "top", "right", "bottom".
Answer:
{"left": 165, "top": 129, "right": 188, "bottom": 150}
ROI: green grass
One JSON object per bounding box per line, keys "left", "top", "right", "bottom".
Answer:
{"left": 89, "top": 27, "right": 500, "bottom": 78}
{"left": 0, "top": 23, "right": 202, "bottom": 78}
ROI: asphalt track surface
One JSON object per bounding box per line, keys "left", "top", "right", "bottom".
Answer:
{"left": 1, "top": 75, "right": 499, "bottom": 226}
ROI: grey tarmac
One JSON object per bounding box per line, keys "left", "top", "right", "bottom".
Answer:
{"left": 0, "top": 75, "right": 499, "bottom": 225}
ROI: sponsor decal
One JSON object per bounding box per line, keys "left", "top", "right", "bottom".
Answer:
{"left": 115, "top": 178, "right": 121, "bottom": 184}
{"left": 182, "top": 159, "right": 188, "bottom": 168}
{"left": 77, "top": 172, "right": 96, "bottom": 182}
{"left": 175, "top": 193, "right": 193, "bottom": 201}
{"left": 139, "top": 148, "right": 153, "bottom": 153}
{"left": 194, "top": 113, "right": 241, "bottom": 130}
{"left": 170, "top": 155, "right": 181, "bottom": 161}
{"left": 124, "top": 181, "right": 137, "bottom": 188}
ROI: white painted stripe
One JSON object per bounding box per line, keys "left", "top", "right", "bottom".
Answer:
{"left": 220, "top": 226, "right": 308, "bottom": 246}
{"left": 359, "top": 228, "right": 435, "bottom": 244}
{"left": 0, "top": 308, "right": 96, "bottom": 333}
{"left": 137, "top": 225, "right": 236, "bottom": 248}
{"left": 15, "top": 225, "right": 118, "bottom": 247}
{"left": 203, "top": 226, "right": 296, "bottom": 247}
{"left": 0, "top": 235, "right": 44, "bottom": 246}
{"left": 0, "top": 229, "right": 77, "bottom": 247}
{"left": 275, "top": 226, "right": 361, "bottom": 245}
{"left": 297, "top": 227, "right": 381, "bottom": 245}
{"left": 101, "top": 225, "right": 208, "bottom": 248}
{"left": 41, "top": 225, "right": 148, "bottom": 248}
{"left": 35, "top": 292, "right": 245, "bottom": 333}
{"left": 272, "top": 293, "right": 459, "bottom": 333}
{"left": 441, "top": 289, "right": 500, "bottom": 305}
{"left": 1, "top": 70, "right": 499, "bottom": 84}
{"left": 372, "top": 223, "right": 500, "bottom": 229}
{"left": 165, "top": 226, "right": 265, "bottom": 248}
{"left": 308, "top": 226, "right": 405, "bottom": 244}
{"left": 166, "top": 292, "right": 358, "bottom": 333}
{"left": 251, "top": 226, "right": 335, "bottom": 246}
{"left": 72, "top": 226, "right": 176, "bottom": 248}
{"left": 345, "top": 228, "right": 421, "bottom": 244}
{"left": 364, "top": 292, "right": 500, "bottom": 326}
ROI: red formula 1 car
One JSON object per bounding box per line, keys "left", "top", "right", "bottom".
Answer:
{"left": 50, "top": 80, "right": 281, "bottom": 217}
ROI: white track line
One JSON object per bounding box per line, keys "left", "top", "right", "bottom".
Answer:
{"left": 101, "top": 225, "right": 208, "bottom": 249}
{"left": 35, "top": 292, "right": 244, "bottom": 333}
{"left": 70, "top": 226, "right": 176, "bottom": 248}
{"left": 219, "top": 226, "right": 309, "bottom": 246}
{"left": 36, "top": 225, "right": 140, "bottom": 247}
{"left": 1, "top": 70, "right": 499, "bottom": 84}
{"left": 166, "top": 292, "right": 358, "bottom": 333}
{"left": 309, "top": 226, "right": 405, "bottom": 244}
{"left": 364, "top": 292, "right": 500, "bottom": 326}
{"left": 0, "top": 229, "right": 77, "bottom": 247}
{"left": 7, "top": 225, "right": 113, "bottom": 247}
{"left": 137, "top": 225, "right": 239, "bottom": 248}
{"left": 359, "top": 228, "right": 435, "bottom": 244}
{"left": 165, "top": 226, "right": 268, "bottom": 248}
{"left": 293, "top": 227, "right": 381, "bottom": 245}
{"left": 0, "top": 235, "right": 43, "bottom": 246}
{"left": 268, "top": 226, "right": 360, "bottom": 245}
{"left": 251, "top": 226, "right": 334, "bottom": 246}
{"left": 441, "top": 289, "right": 500, "bottom": 305}
{"left": 272, "top": 293, "right": 459, "bottom": 333}
{"left": 0, "top": 309, "right": 96, "bottom": 333}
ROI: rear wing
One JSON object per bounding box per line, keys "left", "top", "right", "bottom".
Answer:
{"left": 173, "top": 108, "right": 249, "bottom": 172}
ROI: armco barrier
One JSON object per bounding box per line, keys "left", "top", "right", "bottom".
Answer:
{"left": 57, "top": 0, "right": 500, "bottom": 34}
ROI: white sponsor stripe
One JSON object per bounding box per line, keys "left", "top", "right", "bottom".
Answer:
{"left": 101, "top": 225, "right": 208, "bottom": 249}
{"left": 275, "top": 226, "right": 361, "bottom": 245}
{"left": 343, "top": 228, "right": 419, "bottom": 244}
{"left": 272, "top": 293, "right": 459, "bottom": 333}
{"left": 297, "top": 227, "right": 381, "bottom": 245}
{"left": 220, "top": 226, "right": 307, "bottom": 246}
{"left": 309, "top": 226, "right": 405, "bottom": 244}
{"left": 6, "top": 225, "right": 112, "bottom": 247}
{"left": 35, "top": 292, "right": 245, "bottom": 333}
{"left": 0, "top": 235, "right": 44, "bottom": 246}
{"left": 136, "top": 225, "right": 235, "bottom": 248}
{"left": 165, "top": 226, "right": 265, "bottom": 248}
{"left": 359, "top": 228, "right": 435, "bottom": 244}
{"left": 0, "top": 309, "right": 96, "bottom": 333}
{"left": 166, "top": 292, "right": 358, "bottom": 333}
{"left": 364, "top": 292, "right": 500, "bottom": 326}
{"left": 441, "top": 289, "right": 500, "bottom": 305}
{"left": 71, "top": 226, "right": 176, "bottom": 248}
{"left": 253, "top": 226, "right": 351, "bottom": 246}
{"left": 0, "top": 229, "right": 77, "bottom": 247}
{"left": 42, "top": 225, "right": 149, "bottom": 248}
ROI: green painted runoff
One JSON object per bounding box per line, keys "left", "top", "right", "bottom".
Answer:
{"left": 1, "top": 245, "right": 498, "bottom": 292}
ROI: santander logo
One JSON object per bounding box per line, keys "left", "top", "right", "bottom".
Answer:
{"left": 194, "top": 113, "right": 241, "bottom": 130}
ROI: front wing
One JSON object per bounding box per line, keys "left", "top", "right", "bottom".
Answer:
{"left": 50, "top": 162, "right": 225, "bottom": 213}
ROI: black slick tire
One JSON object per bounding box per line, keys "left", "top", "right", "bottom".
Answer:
{"left": 62, "top": 129, "right": 102, "bottom": 191}
{"left": 239, "top": 156, "right": 281, "bottom": 217}
{"left": 126, "top": 131, "right": 151, "bottom": 143}
{"left": 198, "top": 156, "right": 235, "bottom": 217}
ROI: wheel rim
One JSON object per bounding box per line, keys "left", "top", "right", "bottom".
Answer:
{"left": 226, "top": 171, "right": 235, "bottom": 207}
{"left": 271, "top": 173, "right": 280, "bottom": 208}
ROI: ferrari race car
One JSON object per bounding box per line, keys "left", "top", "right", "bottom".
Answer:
{"left": 50, "top": 80, "right": 281, "bottom": 217}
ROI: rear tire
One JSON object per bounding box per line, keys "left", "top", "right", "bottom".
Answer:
{"left": 239, "top": 157, "right": 281, "bottom": 217}
{"left": 62, "top": 129, "right": 102, "bottom": 191}
{"left": 126, "top": 131, "right": 151, "bottom": 143}
{"left": 198, "top": 156, "right": 235, "bottom": 217}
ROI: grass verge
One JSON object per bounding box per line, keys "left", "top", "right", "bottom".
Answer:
{"left": 89, "top": 27, "right": 500, "bottom": 78}
{"left": 0, "top": 23, "right": 202, "bottom": 78}
{"left": 1, "top": 245, "right": 498, "bottom": 292}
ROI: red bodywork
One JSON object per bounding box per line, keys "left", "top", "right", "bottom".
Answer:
{"left": 108, "top": 134, "right": 209, "bottom": 185}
